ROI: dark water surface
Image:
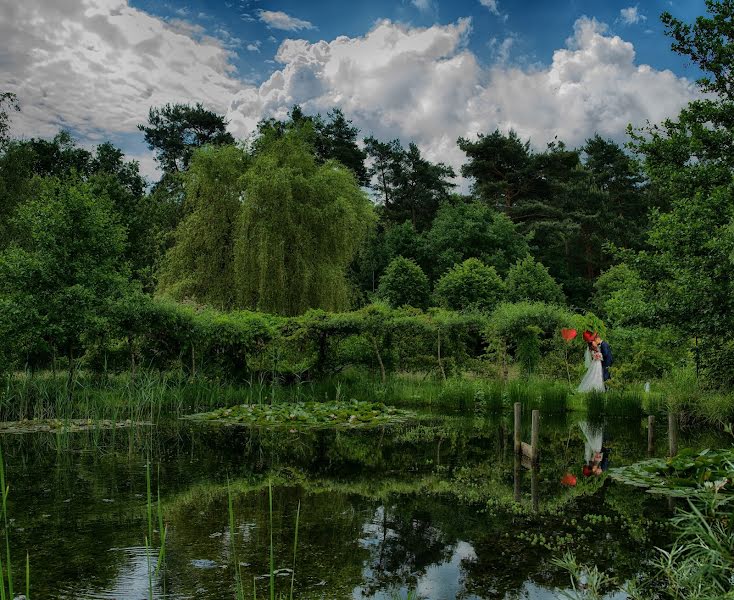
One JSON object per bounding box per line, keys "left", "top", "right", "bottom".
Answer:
{"left": 5, "top": 410, "right": 729, "bottom": 599}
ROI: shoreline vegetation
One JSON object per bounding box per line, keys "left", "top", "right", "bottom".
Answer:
{"left": 0, "top": 364, "right": 729, "bottom": 426}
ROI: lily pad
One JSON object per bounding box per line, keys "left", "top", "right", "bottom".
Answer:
{"left": 610, "top": 447, "right": 734, "bottom": 497}
{"left": 183, "top": 400, "right": 415, "bottom": 429}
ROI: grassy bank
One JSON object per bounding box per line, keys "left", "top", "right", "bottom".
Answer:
{"left": 1, "top": 367, "right": 730, "bottom": 425}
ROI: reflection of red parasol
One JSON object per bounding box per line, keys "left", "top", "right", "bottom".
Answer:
{"left": 561, "top": 473, "right": 577, "bottom": 486}
{"left": 561, "top": 328, "right": 577, "bottom": 341}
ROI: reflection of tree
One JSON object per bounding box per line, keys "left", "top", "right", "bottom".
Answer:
{"left": 358, "top": 502, "right": 455, "bottom": 594}
{"left": 0, "top": 412, "right": 699, "bottom": 599}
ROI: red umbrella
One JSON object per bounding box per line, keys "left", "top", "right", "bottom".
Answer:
{"left": 561, "top": 473, "right": 577, "bottom": 486}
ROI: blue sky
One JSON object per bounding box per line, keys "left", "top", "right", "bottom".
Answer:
{"left": 3, "top": 0, "right": 709, "bottom": 180}
{"left": 130, "top": 0, "right": 707, "bottom": 83}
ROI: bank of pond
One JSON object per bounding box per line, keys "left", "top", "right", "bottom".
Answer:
{"left": 0, "top": 374, "right": 731, "bottom": 599}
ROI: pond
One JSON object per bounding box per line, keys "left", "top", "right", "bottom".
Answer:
{"left": 4, "top": 407, "right": 729, "bottom": 599}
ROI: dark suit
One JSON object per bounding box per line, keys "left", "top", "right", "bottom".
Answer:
{"left": 600, "top": 340, "right": 613, "bottom": 381}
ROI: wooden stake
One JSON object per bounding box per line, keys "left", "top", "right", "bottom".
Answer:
{"left": 647, "top": 415, "right": 655, "bottom": 456}
{"left": 668, "top": 412, "right": 678, "bottom": 458}
{"left": 513, "top": 454, "right": 521, "bottom": 502}
{"left": 531, "top": 409, "right": 540, "bottom": 464}
{"left": 514, "top": 403, "right": 521, "bottom": 455}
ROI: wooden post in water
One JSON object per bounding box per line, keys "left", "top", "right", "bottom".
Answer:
{"left": 513, "top": 454, "right": 521, "bottom": 502}
{"left": 530, "top": 410, "right": 540, "bottom": 464}
{"left": 514, "top": 402, "right": 521, "bottom": 455}
{"left": 647, "top": 415, "right": 655, "bottom": 456}
{"left": 668, "top": 412, "right": 678, "bottom": 458}
{"left": 531, "top": 465, "right": 539, "bottom": 513}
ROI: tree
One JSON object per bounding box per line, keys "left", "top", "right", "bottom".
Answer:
{"left": 315, "top": 108, "right": 368, "bottom": 185}
{"left": 138, "top": 103, "right": 234, "bottom": 173}
{"left": 434, "top": 258, "right": 505, "bottom": 312}
{"left": 458, "top": 129, "right": 547, "bottom": 210}
{"left": 661, "top": 1, "right": 734, "bottom": 100}
{"left": 254, "top": 106, "right": 368, "bottom": 184}
{"left": 426, "top": 199, "right": 530, "bottom": 278}
{"left": 505, "top": 256, "right": 565, "bottom": 304}
{"left": 365, "top": 137, "right": 455, "bottom": 230}
{"left": 158, "top": 145, "right": 249, "bottom": 308}
{"left": 364, "top": 136, "right": 403, "bottom": 206}
{"left": 0, "top": 92, "right": 19, "bottom": 149}
{"left": 377, "top": 257, "right": 430, "bottom": 309}
{"left": 622, "top": 2, "right": 734, "bottom": 383}
{"left": 234, "top": 130, "right": 374, "bottom": 315}
{"left": 592, "top": 263, "right": 653, "bottom": 327}
{"left": 0, "top": 176, "right": 135, "bottom": 378}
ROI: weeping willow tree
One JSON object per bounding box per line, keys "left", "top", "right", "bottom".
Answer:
{"left": 158, "top": 144, "right": 248, "bottom": 308}
{"left": 234, "top": 130, "right": 375, "bottom": 315}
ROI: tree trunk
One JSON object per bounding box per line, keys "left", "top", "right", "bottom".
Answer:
{"left": 372, "top": 336, "right": 386, "bottom": 384}
{"left": 129, "top": 337, "right": 136, "bottom": 384}
{"left": 67, "top": 345, "right": 76, "bottom": 404}
{"left": 437, "top": 329, "right": 446, "bottom": 381}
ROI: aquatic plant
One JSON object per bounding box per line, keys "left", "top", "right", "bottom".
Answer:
{"left": 185, "top": 400, "right": 416, "bottom": 429}
{"left": 610, "top": 447, "right": 734, "bottom": 497}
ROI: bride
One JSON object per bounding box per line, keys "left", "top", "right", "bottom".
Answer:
{"left": 578, "top": 333, "right": 605, "bottom": 393}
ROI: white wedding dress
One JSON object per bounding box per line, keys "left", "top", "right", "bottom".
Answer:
{"left": 578, "top": 348, "right": 605, "bottom": 393}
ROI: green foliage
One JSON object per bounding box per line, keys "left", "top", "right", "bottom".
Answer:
{"left": 138, "top": 102, "right": 234, "bottom": 173}
{"left": 0, "top": 92, "right": 19, "bottom": 149}
{"left": 593, "top": 264, "right": 652, "bottom": 327}
{"left": 234, "top": 130, "right": 375, "bottom": 315}
{"left": 434, "top": 258, "right": 505, "bottom": 312}
{"left": 426, "top": 200, "right": 529, "bottom": 277}
{"left": 364, "top": 137, "right": 455, "bottom": 230}
{"left": 0, "top": 176, "right": 135, "bottom": 369}
{"left": 505, "top": 256, "right": 565, "bottom": 304}
{"left": 611, "top": 448, "right": 734, "bottom": 497}
{"left": 487, "top": 301, "right": 574, "bottom": 375}
{"left": 158, "top": 145, "right": 248, "bottom": 308}
{"left": 606, "top": 326, "right": 687, "bottom": 382}
{"left": 187, "top": 400, "right": 415, "bottom": 429}
{"left": 378, "top": 257, "right": 430, "bottom": 309}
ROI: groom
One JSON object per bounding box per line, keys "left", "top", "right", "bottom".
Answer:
{"left": 594, "top": 334, "right": 613, "bottom": 381}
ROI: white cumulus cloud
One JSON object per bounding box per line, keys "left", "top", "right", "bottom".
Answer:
{"left": 257, "top": 10, "right": 315, "bottom": 31}
{"left": 226, "top": 16, "right": 697, "bottom": 182}
{"left": 479, "top": 0, "right": 501, "bottom": 16}
{"left": 620, "top": 6, "right": 646, "bottom": 25}
{"left": 412, "top": 0, "right": 435, "bottom": 12}
{"left": 1, "top": 0, "right": 243, "bottom": 144}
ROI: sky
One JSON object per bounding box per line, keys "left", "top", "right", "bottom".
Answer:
{"left": 0, "top": 0, "right": 710, "bottom": 181}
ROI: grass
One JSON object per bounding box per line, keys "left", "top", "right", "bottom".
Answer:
{"left": 554, "top": 492, "right": 734, "bottom": 600}
{"left": 4, "top": 367, "right": 732, "bottom": 435}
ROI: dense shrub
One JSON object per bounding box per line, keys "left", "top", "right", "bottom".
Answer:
{"left": 378, "top": 257, "right": 430, "bottom": 309}
{"left": 505, "top": 256, "right": 565, "bottom": 304}
{"left": 433, "top": 258, "right": 505, "bottom": 312}
{"left": 486, "top": 301, "right": 575, "bottom": 376}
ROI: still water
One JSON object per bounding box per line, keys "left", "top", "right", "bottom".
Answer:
{"left": 4, "top": 410, "right": 726, "bottom": 599}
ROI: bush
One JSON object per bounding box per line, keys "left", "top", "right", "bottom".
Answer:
{"left": 487, "top": 301, "right": 575, "bottom": 376}
{"left": 377, "top": 257, "right": 430, "bottom": 309}
{"left": 505, "top": 256, "right": 565, "bottom": 304}
{"left": 593, "top": 264, "right": 653, "bottom": 327}
{"left": 434, "top": 258, "right": 505, "bottom": 312}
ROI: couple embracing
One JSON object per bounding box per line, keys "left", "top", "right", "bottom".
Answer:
{"left": 578, "top": 331, "right": 613, "bottom": 393}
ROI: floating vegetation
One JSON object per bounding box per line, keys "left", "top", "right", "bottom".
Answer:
{"left": 610, "top": 448, "right": 734, "bottom": 497}
{"left": 184, "top": 400, "right": 416, "bottom": 429}
{"left": 0, "top": 418, "right": 148, "bottom": 435}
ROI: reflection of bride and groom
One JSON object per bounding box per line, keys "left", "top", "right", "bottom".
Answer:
{"left": 578, "top": 331, "right": 613, "bottom": 393}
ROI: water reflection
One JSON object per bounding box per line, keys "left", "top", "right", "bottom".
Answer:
{"left": 2, "top": 412, "right": 727, "bottom": 598}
